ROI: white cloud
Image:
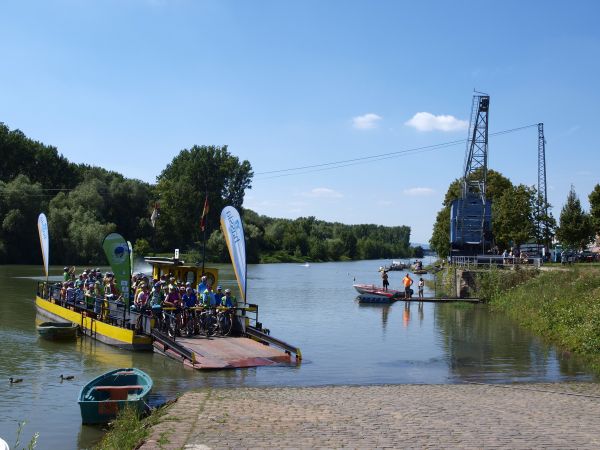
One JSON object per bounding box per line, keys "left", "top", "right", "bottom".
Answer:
{"left": 403, "top": 187, "right": 435, "bottom": 196}
{"left": 301, "top": 188, "right": 343, "bottom": 199}
{"left": 352, "top": 113, "right": 382, "bottom": 130}
{"left": 405, "top": 112, "right": 468, "bottom": 132}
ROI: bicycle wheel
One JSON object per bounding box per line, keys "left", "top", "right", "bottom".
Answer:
{"left": 218, "top": 313, "right": 232, "bottom": 336}
{"left": 167, "top": 314, "right": 178, "bottom": 338}
{"left": 205, "top": 313, "right": 217, "bottom": 337}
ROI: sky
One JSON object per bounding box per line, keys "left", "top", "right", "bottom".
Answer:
{"left": 1, "top": 0, "right": 599, "bottom": 244}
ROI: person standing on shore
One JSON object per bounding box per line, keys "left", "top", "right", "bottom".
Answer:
{"left": 402, "top": 273, "right": 413, "bottom": 299}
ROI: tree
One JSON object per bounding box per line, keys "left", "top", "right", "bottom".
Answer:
{"left": 0, "top": 175, "right": 47, "bottom": 263}
{"left": 556, "top": 186, "right": 595, "bottom": 250}
{"left": 589, "top": 184, "right": 600, "bottom": 237}
{"left": 531, "top": 190, "right": 556, "bottom": 250}
{"left": 492, "top": 184, "right": 535, "bottom": 250}
{"left": 154, "top": 146, "right": 253, "bottom": 251}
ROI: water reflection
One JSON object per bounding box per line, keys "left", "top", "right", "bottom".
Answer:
{"left": 0, "top": 260, "right": 597, "bottom": 449}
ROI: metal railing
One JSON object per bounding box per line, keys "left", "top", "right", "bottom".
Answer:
{"left": 450, "top": 255, "right": 542, "bottom": 269}
{"left": 37, "top": 282, "right": 135, "bottom": 330}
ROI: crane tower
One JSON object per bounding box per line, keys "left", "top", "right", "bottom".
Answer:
{"left": 537, "top": 123, "right": 548, "bottom": 245}
{"left": 450, "top": 94, "right": 492, "bottom": 256}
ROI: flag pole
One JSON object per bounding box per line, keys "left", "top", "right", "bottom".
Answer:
{"left": 201, "top": 190, "right": 208, "bottom": 275}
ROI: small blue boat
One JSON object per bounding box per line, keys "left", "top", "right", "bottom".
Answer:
{"left": 78, "top": 368, "right": 153, "bottom": 424}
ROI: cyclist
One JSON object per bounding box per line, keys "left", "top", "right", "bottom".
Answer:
{"left": 197, "top": 275, "right": 208, "bottom": 296}
{"left": 182, "top": 286, "right": 198, "bottom": 308}
{"left": 221, "top": 289, "right": 237, "bottom": 308}
{"left": 214, "top": 285, "right": 223, "bottom": 303}
{"left": 200, "top": 287, "right": 217, "bottom": 307}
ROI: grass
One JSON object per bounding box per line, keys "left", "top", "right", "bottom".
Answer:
{"left": 489, "top": 266, "right": 600, "bottom": 372}
{"left": 95, "top": 405, "right": 166, "bottom": 450}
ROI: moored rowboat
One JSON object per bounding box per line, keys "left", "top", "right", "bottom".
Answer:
{"left": 36, "top": 322, "right": 79, "bottom": 340}
{"left": 78, "top": 368, "right": 152, "bottom": 424}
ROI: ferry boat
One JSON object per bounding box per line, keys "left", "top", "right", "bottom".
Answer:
{"left": 34, "top": 208, "right": 301, "bottom": 369}
{"left": 34, "top": 257, "right": 218, "bottom": 351}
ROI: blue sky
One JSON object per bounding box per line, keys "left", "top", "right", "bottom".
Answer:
{"left": 1, "top": 0, "right": 599, "bottom": 244}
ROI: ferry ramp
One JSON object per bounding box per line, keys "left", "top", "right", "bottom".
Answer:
{"left": 151, "top": 327, "right": 301, "bottom": 370}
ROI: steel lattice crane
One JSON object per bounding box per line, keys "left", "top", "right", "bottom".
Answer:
{"left": 450, "top": 94, "right": 492, "bottom": 256}
{"left": 537, "top": 123, "right": 548, "bottom": 246}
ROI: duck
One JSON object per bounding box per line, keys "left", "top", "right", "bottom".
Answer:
{"left": 60, "top": 375, "right": 75, "bottom": 381}
{"left": 9, "top": 377, "right": 23, "bottom": 384}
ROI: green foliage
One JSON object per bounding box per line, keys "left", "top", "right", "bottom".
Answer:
{"left": 95, "top": 405, "right": 165, "bottom": 450}
{"left": 154, "top": 145, "right": 253, "bottom": 251}
{"left": 412, "top": 245, "right": 424, "bottom": 258}
{"left": 134, "top": 238, "right": 151, "bottom": 257}
{"left": 589, "top": 183, "right": 600, "bottom": 236}
{"left": 490, "top": 267, "right": 600, "bottom": 369}
{"left": 492, "top": 184, "right": 535, "bottom": 249}
{"left": 243, "top": 211, "right": 412, "bottom": 262}
{"left": 475, "top": 267, "right": 539, "bottom": 302}
{"left": 556, "top": 186, "right": 595, "bottom": 250}
{"left": 0, "top": 123, "right": 415, "bottom": 264}
{"left": 0, "top": 175, "right": 47, "bottom": 263}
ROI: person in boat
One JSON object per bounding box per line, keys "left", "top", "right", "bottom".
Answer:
{"left": 402, "top": 273, "right": 413, "bottom": 300}
{"left": 381, "top": 269, "right": 389, "bottom": 292}
{"left": 200, "top": 286, "right": 217, "bottom": 308}
{"left": 182, "top": 286, "right": 198, "bottom": 308}
{"left": 132, "top": 283, "right": 149, "bottom": 311}
{"left": 221, "top": 289, "right": 237, "bottom": 308}
{"left": 415, "top": 260, "right": 423, "bottom": 271}
{"left": 417, "top": 277, "right": 425, "bottom": 300}
{"left": 149, "top": 282, "right": 164, "bottom": 309}
{"left": 162, "top": 285, "right": 181, "bottom": 308}
{"left": 197, "top": 275, "right": 208, "bottom": 296}
{"left": 214, "top": 285, "right": 223, "bottom": 302}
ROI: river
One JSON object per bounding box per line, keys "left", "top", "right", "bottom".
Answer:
{"left": 0, "top": 259, "right": 596, "bottom": 449}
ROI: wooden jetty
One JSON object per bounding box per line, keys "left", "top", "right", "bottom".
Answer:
{"left": 357, "top": 295, "right": 480, "bottom": 304}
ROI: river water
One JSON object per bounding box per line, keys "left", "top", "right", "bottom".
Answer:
{"left": 0, "top": 260, "right": 596, "bottom": 449}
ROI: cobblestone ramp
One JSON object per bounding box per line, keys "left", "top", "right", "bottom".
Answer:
{"left": 141, "top": 383, "right": 600, "bottom": 449}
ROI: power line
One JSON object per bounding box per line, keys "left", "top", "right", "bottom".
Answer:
{"left": 254, "top": 124, "right": 538, "bottom": 180}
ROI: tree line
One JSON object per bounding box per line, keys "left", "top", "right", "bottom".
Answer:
{"left": 0, "top": 122, "right": 415, "bottom": 265}
{"left": 429, "top": 169, "right": 600, "bottom": 258}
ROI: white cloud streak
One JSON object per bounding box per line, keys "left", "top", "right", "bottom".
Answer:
{"left": 405, "top": 112, "right": 468, "bottom": 132}
{"left": 352, "top": 113, "right": 382, "bottom": 130}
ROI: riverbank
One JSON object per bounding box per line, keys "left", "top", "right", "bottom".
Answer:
{"left": 489, "top": 265, "right": 600, "bottom": 372}
{"left": 125, "top": 383, "right": 600, "bottom": 449}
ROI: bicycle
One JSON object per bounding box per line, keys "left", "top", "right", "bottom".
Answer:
{"left": 216, "top": 306, "right": 235, "bottom": 336}
{"left": 197, "top": 305, "right": 218, "bottom": 337}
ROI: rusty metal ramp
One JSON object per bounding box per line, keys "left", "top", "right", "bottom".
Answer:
{"left": 152, "top": 330, "right": 294, "bottom": 370}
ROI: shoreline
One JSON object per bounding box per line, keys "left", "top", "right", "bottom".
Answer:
{"left": 123, "top": 382, "right": 600, "bottom": 449}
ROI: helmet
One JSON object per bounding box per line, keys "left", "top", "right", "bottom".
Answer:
{"left": 225, "top": 289, "right": 231, "bottom": 294}
{"left": 217, "top": 285, "right": 222, "bottom": 290}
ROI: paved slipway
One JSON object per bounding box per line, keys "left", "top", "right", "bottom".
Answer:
{"left": 140, "top": 383, "right": 600, "bottom": 449}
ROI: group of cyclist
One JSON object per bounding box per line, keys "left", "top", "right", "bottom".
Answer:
{"left": 58, "top": 267, "right": 237, "bottom": 327}
{"left": 132, "top": 274, "right": 237, "bottom": 312}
